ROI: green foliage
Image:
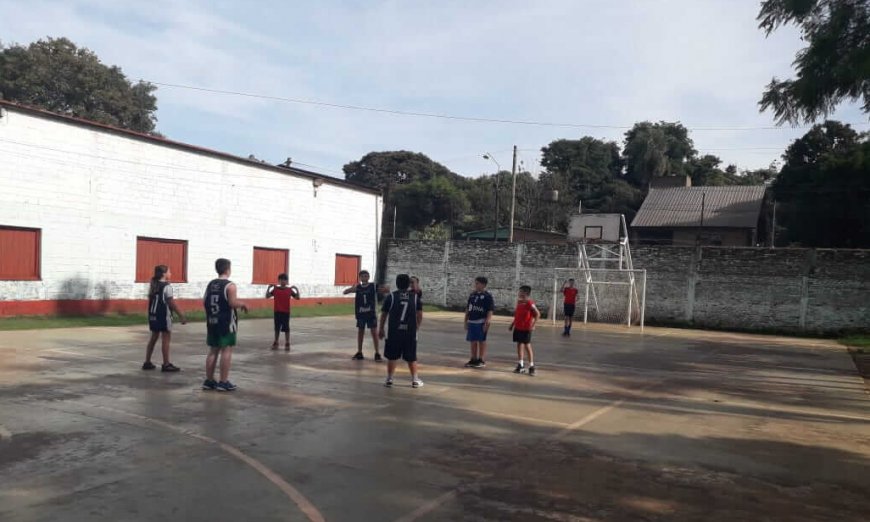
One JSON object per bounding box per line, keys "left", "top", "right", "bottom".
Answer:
{"left": 757, "top": 0, "right": 870, "bottom": 124}
{"left": 772, "top": 121, "right": 870, "bottom": 247}
{"left": 623, "top": 122, "right": 696, "bottom": 186}
{"left": 392, "top": 175, "right": 468, "bottom": 237}
{"left": 0, "top": 37, "right": 158, "bottom": 133}
{"left": 342, "top": 150, "right": 459, "bottom": 190}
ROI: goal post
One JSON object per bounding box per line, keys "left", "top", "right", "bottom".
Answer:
{"left": 551, "top": 268, "right": 646, "bottom": 329}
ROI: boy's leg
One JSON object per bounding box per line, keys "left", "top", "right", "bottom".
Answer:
{"left": 145, "top": 331, "right": 159, "bottom": 363}
{"left": 526, "top": 343, "right": 534, "bottom": 366}
{"left": 387, "top": 360, "right": 398, "bottom": 379}
{"left": 272, "top": 328, "right": 279, "bottom": 349}
{"left": 468, "top": 341, "right": 479, "bottom": 363}
{"left": 356, "top": 327, "right": 365, "bottom": 353}
{"left": 206, "top": 347, "right": 220, "bottom": 381}
{"left": 408, "top": 361, "right": 419, "bottom": 380}
{"left": 219, "top": 347, "right": 233, "bottom": 382}
{"left": 479, "top": 341, "right": 488, "bottom": 363}
{"left": 284, "top": 329, "right": 290, "bottom": 350}
{"left": 370, "top": 327, "right": 380, "bottom": 354}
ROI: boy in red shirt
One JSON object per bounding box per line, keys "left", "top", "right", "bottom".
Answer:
{"left": 509, "top": 285, "right": 541, "bottom": 376}
{"left": 561, "top": 278, "right": 578, "bottom": 336}
{"left": 266, "top": 273, "right": 300, "bottom": 351}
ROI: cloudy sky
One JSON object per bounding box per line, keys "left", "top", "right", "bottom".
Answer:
{"left": 2, "top": 0, "right": 867, "bottom": 178}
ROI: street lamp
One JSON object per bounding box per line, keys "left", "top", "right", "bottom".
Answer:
{"left": 483, "top": 153, "right": 501, "bottom": 241}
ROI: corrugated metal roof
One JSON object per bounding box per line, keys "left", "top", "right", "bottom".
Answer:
{"left": 630, "top": 186, "right": 766, "bottom": 228}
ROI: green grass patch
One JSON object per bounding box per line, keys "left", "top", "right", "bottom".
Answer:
{"left": 840, "top": 335, "right": 870, "bottom": 351}
{"left": 0, "top": 303, "right": 355, "bottom": 331}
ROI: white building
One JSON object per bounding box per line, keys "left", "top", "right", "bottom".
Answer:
{"left": 0, "top": 101, "right": 382, "bottom": 316}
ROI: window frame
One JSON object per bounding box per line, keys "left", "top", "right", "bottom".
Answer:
{"left": 0, "top": 225, "right": 41, "bottom": 281}
{"left": 334, "top": 253, "right": 361, "bottom": 286}
{"left": 252, "top": 246, "right": 290, "bottom": 285}
{"left": 135, "top": 236, "right": 189, "bottom": 283}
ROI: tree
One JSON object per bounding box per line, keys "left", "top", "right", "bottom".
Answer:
{"left": 623, "top": 122, "right": 696, "bottom": 186}
{"left": 757, "top": 0, "right": 870, "bottom": 124}
{"left": 0, "top": 37, "right": 158, "bottom": 133}
{"left": 540, "top": 137, "right": 623, "bottom": 198}
{"left": 342, "top": 150, "right": 459, "bottom": 191}
{"left": 391, "top": 176, "right": 468, "bottom": 238}
{"left": 772, "top": 121, "right": 869, "bottom": 247}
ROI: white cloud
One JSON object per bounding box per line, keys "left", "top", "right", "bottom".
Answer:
{"left": 1, "top": 0, "right": 866, "bottom": 178}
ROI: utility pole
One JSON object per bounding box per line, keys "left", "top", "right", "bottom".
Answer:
{"left": 771, "top": 200, "right": 777, "bottom": 248}
{"left": 697, "top": 192, "right": 706, "bottom": 245}
{"left": 509, "top": 145, "right": 518, "bottom": 243}
{"left": 392, "top": 205, "right": 397, "bottom": 239}
{"left": 493, "top": 177, "right": 500, "bottom": 241}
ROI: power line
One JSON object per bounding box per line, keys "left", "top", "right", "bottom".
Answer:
{"left": 146, "top": 80, "right": 870, "bottom": 132}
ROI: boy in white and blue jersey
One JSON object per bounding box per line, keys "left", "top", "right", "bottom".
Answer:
{"left": 464, "top": 276, "right": 494, "bottom": 368}
{"left": 343, "top": 270, "right": 382, "bottom": 361}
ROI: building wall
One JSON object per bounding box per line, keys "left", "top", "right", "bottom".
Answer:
{"left": 0, "top": 108, "right": 381, "bottom": 315}
{"left": 385, "top": 240, "right": 870, "bottom": 334}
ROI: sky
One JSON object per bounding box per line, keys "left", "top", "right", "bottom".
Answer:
{"left": 1, "top": 0, "right": 867, "bottom": 179}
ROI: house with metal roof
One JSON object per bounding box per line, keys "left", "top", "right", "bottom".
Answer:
{"left": 630, "top": 185, "right": 768, "bottom": 246}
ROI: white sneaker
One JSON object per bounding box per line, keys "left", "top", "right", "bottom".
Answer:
{"left": 384, "top": 377, "right": 393, "bottom": 387}
{"left": 411, "top": 379, "right": 424, "bottom": 388}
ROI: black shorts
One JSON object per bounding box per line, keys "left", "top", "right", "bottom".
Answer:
{"left": 563, "top": 304, "right": 576, "bottom": 318}
{"left": 274, "top": 312, "right": 290, "bottom": 332}
{"left": 512, "top": 330, "right": 532, "bottom": 344}
{"left": 385, "top": 337, "right": 417, "bottom": 362}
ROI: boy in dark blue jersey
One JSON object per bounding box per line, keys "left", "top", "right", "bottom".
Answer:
{"left": 202, "top": 258, "right": 249, "bottom": 392}
{"left": 343, "top": 270, "right": 382, "bottom": 361}
{"left": 379, "top": 274, "right": 424, "bottom": 388}
{"left": 464, "top": 276, "right": 494, "bottom": 368}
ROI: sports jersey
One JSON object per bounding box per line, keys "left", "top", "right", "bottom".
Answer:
{"left": 354, "top": 283, "right": 377, "bottom": 319}
{"left": 513, "top": 299, "right": 537, "bottom": 331}
{"left": 563, "top": 287, "right": 578, "bottom": 305}
{"left": 382, "top": 290, "right": 422, "bottom": 343}
{"left": 148, "top": 282, "right": 172, "bottom": 330}
{"left": 466, "top": 291, "right": 494, "bottom": 323}
{"left": 271, "top": 286, "right": 293, "bottom": 313}
{"left": 204, "top": 278, "right": 237, "bottom": 336}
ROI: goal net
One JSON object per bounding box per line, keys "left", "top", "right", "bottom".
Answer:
{"left": 551, "top": 268, "right": 646, "bottom": 329}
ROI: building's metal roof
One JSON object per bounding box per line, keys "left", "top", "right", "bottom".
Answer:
{"left": 631, "top": 186, "right": 766, "bottom": 229}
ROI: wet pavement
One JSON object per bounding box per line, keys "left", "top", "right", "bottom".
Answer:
{"left": 0, "top": 312, "right": 868, "bottom": 521}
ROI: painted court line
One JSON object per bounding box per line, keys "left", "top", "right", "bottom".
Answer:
{"left": 67, "top": 400, "right": 325, "bottom": 522}
{"left": 0, "top": 424, "right": 12, "bottom": 441}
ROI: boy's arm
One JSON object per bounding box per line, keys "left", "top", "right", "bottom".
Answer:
{"left": 531, "top": 304, "right": 541, "bottom": 329}
{"left": 416, "top": 310, "right": 423, "bottom": 329}
{"left": 291, "top": 286, "right": 301, "bottom": 300}
{"left": 226, "top": 283, "right": 248, "bottom": 313}
{"left": 378, "top": 294, "right": 391, "bottom": 339}
{"left": 508, "top": 319, "right": 515, "bottom": 330}
{"left": 265, "top": 285, "right": 274, "bottom": 298}
{"left": 342, "top": 285, "right": 357, "bottom": 295}
{"left": 484, "top": 310, "right": 493, "bottom": 332}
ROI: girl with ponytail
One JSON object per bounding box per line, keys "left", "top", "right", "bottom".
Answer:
{"left": 143, "top": 264, "right": 187, "bottom": 372}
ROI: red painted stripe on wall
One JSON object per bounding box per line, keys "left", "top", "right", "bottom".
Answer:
{"left": 0, "top": 297, "right": 352, "bottom": 318}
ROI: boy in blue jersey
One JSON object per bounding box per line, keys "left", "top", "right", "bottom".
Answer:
{"left": 202, "top": 258, "right": 249, "bottom": 392}
{"left": 379, "top": 273, "right": 424, "bottom": 388}
{"left": 343, "top": 270, "right": 382, "bottom": 361}
{"left": 464, "top": 276, "right": 494, "bottom": 368}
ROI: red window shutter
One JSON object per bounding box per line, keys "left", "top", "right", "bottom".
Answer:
{"left": 253, "top": 247, "right": 289, "bottom": 284}
{"left": 136, "top": 237, "right": 188, "bottom": 282}
{"left": 335, "top": 254, "right": 361, "bottom": 285}
{"left": 0, "top": 226, "right": 41, "bottom": 280}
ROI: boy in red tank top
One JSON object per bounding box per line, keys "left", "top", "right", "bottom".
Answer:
{"left": 266, "top": 273, "right": 300, "bottom": 351}
{"left": 509, "top": 285, "right": 541, "bottom": 376}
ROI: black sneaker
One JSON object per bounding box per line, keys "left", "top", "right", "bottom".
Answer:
{"left": 202, "top": 379, "right": 218, "bottom": 391}
{"left": 352, "top": 352, "right": 365, "bottom": 361}
{"left": 473, "top": 359, "right": 486, "bottom": 368}
{"left": 161, "top": 363, "right": 180, "bottom": 372}
{"left": 562, "top": 331, "right": 569, "bottom": 337}
{"left": 142, "top": 361, "right": 156, "bottom": 370}
{"left": 464, "top": 358, "right": 477, "bottom": 368}
{"left": 374, "top": 352, "right": 383, "bottom": 362}
{"left": 514, "top": 364, "right": 524, "bottom": 374}
{"left": 528, "top": 366, "right": 536, "bottom": 376}
{"left": 216, "top": 381, "right": 237, "bottom": 392}
{"left": 384, "top": 377, "right": 393, "bottom": 387}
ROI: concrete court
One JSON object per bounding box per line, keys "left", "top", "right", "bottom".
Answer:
{"left": 0, "top": 312, "right": 868, "bottom": 522}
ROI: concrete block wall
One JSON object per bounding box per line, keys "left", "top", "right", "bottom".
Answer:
{"left": 386, "top": 240, "right": 870, "bottom": 334}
